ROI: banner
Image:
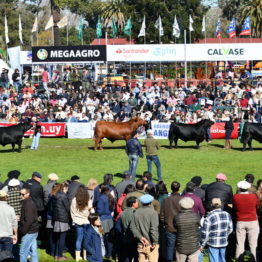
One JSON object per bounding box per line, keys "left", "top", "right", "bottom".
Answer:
{"left": 32, "top": 45, "right": 106, "bottom": 63}
{"left": 7, "top": 46, "right": 21, "bottom": 70}
{"left": 67, "top": 123, "right": 94, "bottom": 139}
{"left": 0, "top": 123, "right": 65, "bottom": 137}
{"left": 20, "top": 51, "right": 32, "bottom": 65}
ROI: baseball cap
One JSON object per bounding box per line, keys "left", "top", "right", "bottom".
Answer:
{"left": 237, "top": 180, "right": 251, "bottom": 190}
{"left": 32, "top": 172, "right": 42, "bottom": 179}
{"left": 216, "top": 173, "right": 227, "bottom": 181}
{"left": 139, "top": 194, "right": 154, "bottom": 204}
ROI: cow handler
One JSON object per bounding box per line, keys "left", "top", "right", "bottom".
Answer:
{"left": 30, "top": 115, "right": 42, "bottom": 150}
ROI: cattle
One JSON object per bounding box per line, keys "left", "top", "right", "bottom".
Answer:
{"left": 93, "top": 117, "right": 146, "bottom": 150}
{"left": 0, "top": 122, "right": 32, "bottom": 152}
{"left": 168, "top": 119, "right": 214, "bottom": 149}
{"left": 240, "top": 122, "right": 262, "bottom": 151}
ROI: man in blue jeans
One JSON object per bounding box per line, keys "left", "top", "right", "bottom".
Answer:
{"left": 19, "top": 188, "right": 39, "bottom": 262}
{"left": 144, "top": 129, "right": 162, "bottom": 181}
{"left": 125, "top": 130, "right": 143, "bottom": 180}
{"left": 0, "top": 190, "right": 18, "bottom": 255}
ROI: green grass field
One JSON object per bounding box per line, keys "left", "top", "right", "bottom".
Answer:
{"left": 1, "top": 137, "right": 261, "bottom": 261}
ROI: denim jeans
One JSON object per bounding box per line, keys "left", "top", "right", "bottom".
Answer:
{"left": 43, "top": 82, "right": 50, "bottom": 99}
{"left": 31, "top": 132, "right": 41, "bottom": 150}
{"left": 0, "top": 237, "right": 12, "bottom": 252}
{"left": 13, "top": 81, "right": 21, "bottom": 92}
{"left": 146, "top": 155, "right": 162, "bottom": 180}
{"left": 20, "top": 233, "right": 38, "bottom": 262}
{"left": 75, "top": 224, "right": 89, "bottom": 251}
{"left": 128, "top": 154, "right": 139, "bottom": 179}
{"left": 208, "top": 246, "right": 226, "bottom": 262}
{"left": 165, "top": 231, "right": 176, "bottom": 262}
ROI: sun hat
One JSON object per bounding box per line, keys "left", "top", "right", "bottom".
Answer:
{"left": 216, "top": 173, "right": 227, "bottom": 181}
{"left": 179, "top": 197, "right": 194, "bottom": 209}
{"left": 237, "top": 180, "right": 251, "bottom": 190}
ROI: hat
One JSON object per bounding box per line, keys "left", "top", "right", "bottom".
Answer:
{"left": 48, "top": 173, "right": 59, "bottom": 181}
{"left": 179, "top": 197, "right": 194, "bottom": 209}
{"left": 123, "top": 170, "right": 132, "bottom": 177}
{"left": 32, "top": 171, "right": 42, "bottom": 179}
{"left": 191, "top": 176, "right": 202, "bottom": 186}
{"left": 71, "top": 175, "right": 80, "bottom": 181}
{"left": 139, "top": 194, "right": 154, "bottom": 204}
{"left": 8, "top": 178, "right": 20, "bottom": 187}
{"left": 211, "top": 198, "right": 222, "bottom": 207}
{"left": 216, "top": 173, "right": 227, "bottom": 181}
{"left": 237, "top": 180, "right": 251, "bottom": 190}
{"left": 7, "top": 170, "right": 20, "bottom": 179}
{"left": 0, "top": 190, "right": 8, "bottom": 197}
{"left": 147, "top": 129, "right": 153, "bottom": 136}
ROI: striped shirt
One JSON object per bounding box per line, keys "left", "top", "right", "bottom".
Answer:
{"left": 200, "top": 209, "right": 233, "bottom": 248}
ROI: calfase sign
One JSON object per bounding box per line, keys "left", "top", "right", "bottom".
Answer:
{"left": 188, "top": 43, "right": 262, "bottom": 61}
{"left": 107, "top": 44, "right": 184, "bottom": 62}
{"left": 32, "top": 46, "right": 106, "bottom": 63}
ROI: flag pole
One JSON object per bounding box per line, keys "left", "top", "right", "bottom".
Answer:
{"left": 159, "top": 23, "right": 162, "bottom": 77}
{"left": 129, "top": 25, "right": 132, "bottom": 86}
{"left": 184, "top": 30, "right": 187, "bottom": 88}
{"left": 175, "top": 36, "right": 177, "bottom": 79}
{"left": 106, "top": 32, "right": 108, "bottom": 77}
{"left": 204, "top": 27, "right": 208, "bottom": 80}
{"left": 189, "top": 30, "right": 192, "bottom": 79}
{"left": 67, "top": 21, "right": 69, "bottom": 45}
{"left": 144, "top": 34, "right": 146, "bottom": 80}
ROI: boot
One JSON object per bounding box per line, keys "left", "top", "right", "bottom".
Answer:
{"left": 75, "top": 251, "right": 82, "bottom": 261}
{"left": 83, "top": 250, "right": 87, "bottom": 260}
{"left": 228, "top": 140, "right": 232, "bottom": 149}
{"left": 224, "top": 140, "right": 229, "bottom": 149}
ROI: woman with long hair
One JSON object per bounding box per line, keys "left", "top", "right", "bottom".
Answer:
{"left": 71, "top": 185, "right": 93, "bottom": 261}
{"left": 96, "top": 185, "right": 115, "bottom": 259}
{"left": 51, "top": 182, "right": 70, "bottom": 261}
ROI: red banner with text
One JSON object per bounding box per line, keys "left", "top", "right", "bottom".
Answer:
{"left": 211, "top": 122, "right": 239, "bottom": 139}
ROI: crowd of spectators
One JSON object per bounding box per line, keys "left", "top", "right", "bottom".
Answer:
{"left": 1, "top": 66, "right": 262, "bottom": 125}
{"left": 0, "top": 170, "right": 261, "bottom": 262}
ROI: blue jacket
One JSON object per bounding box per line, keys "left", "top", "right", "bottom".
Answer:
{"left": 125, "top": 138, "right": 143, "bottom": 157}
{"left": 84, "top": 226, "right": 103, "bottom": 262}
{"left": 96, "top": 194, "right": 112, "bottom": 221}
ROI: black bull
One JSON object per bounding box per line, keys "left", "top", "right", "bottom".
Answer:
{"left": 240, "top": 122, "right": 262, "bottom": 151}
{"left": 0, "top": 122, "right": 32, "bottom": 152}
{"left": 168, "top": 119, "right": 214, "bottom": 149}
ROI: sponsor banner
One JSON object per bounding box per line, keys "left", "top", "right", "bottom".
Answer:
{"left": 7, "top": 46, "right": 21, "bottom": 70}
{"left": 151, "top": 121, "right": 240, "bottom": 139}
{"left": 32, "top": 45, "right": 106, "bottom": 63}
{"left": 107, "top": 44, "right": 185, "bottom": 62}
{"left": 188, "top": 43, "right": 262, "bottom": 61}
{"left": 67, "top": 123, "right": 94, "bottom": 139}
{"left": 211, "top": 122, "right": 239, "bottom": 139}
{"left": 0, "top": 123, "right": 65, "bottom": 137}
{"left": 20, "top": 51, "right": 32, "bottom": 64}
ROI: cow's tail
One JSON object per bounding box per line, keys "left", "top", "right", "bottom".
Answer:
{"left": 238, "top": 122, "right": 245, "bottom": 142}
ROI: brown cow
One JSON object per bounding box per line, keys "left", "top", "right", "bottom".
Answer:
{"left": 93, "top": 117, "right": 146, "bottom": 150}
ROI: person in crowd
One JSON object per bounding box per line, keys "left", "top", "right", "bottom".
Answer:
{"left": 43, "top": 173, "right": 59, "bottom": 207}
{"left": 0, "top": 190, "right": 18, "bottom": 255}
{"left": 71, "top": 185, "right": 93, "bottom": 261}
{"left": 205, "top": 173, "right": 233, "bottom": 211}
{"left": 115, "top": 171, "right": 135, "bottom": 201}
{"left": 19, "top": 188, "right": 39, "bottom": 262}
{"left": 86, "top": 178, "right": 98, "bottom": 202}
{"left": 144, "top": 129, "right": 162, "bottom": 181}
{"left": 30, "top": 115, "right": 42, "bottom": 150}
{"left": 96, "top": 185, "right": 115, "bottom": 259}
{"left": 200, "top": 198, "right": 233, "bottom": 262}
{"left": 183, "top": 182, "right": 205, "bottom": 217}
{"left": 120, "top": 196, "right": 139, "bottom": 262}
{"left": 84, "top": 213, "right": 105, "bottom": 262}
{"left": 224, "top": 113, "right": 234, "bottom": 149}
{"left": 160, "top": 181, "right": 183, "bottom": 262}
{"left": 23, "top": 171, "right": 45, "bottom": 216}
{"left": 155, "top": 180, "right": 169, "bottom": 206}
{"left": 130, "top": 194, "right": 159, "bottom": 262}
{"left": 67, "top": 175, "right": 82, "bottom": 203}
{"left": 233, "top": 180, "right": 259, "bottom": 261}
{"left": 174, "top": 197, "right": 201, "bottom": 262}
{"left": 12, "top": 68, "right": 21, "bottom": 92}
{"left": 42, "top": 67, "right": 50, "bottom": 99}
{"left": 244, "top": 173, "right": 257, "bottom": 193}
{"left": 51, "top": 182, "right": 70, "bottom": 261}
{"left": 142, "top": 171, "right": 156, "bottom": 188}
{"left": 2, "top": 170, "right": 23, "bottom": 188}
{"left": 125, "top": 130, "right": 143, "bottom": 180}
{"left": 189, "top": 176, "right": 205, "bottom": 201}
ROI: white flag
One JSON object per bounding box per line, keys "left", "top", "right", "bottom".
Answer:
{"left": 45, "top": 16, "right": 54, "bottom": 30}
{"left": 57, "top": 16, "right": 68, "bottom": 29}
{"left": 154, "top": 16, "right": 164, "bottom": 36}
{"left": 32, "top": 17, "right": 38, "bottom": 33}
{"left": 202, "top": 16, "right": 206, "bottom": 32}
{"left": 19, "top": 15, "right": 23, "bottom": 44}
{"left": 5, "top": 15, "right": 9, "bottom": 44}
{"left": 138, "top": 16, "right": 146, "bottom": 37}
{"left": 172, "top": 15, "right": 180, "bottom": 38}
{"left": 189, "top": 15, "right": 194, "bottom": 32}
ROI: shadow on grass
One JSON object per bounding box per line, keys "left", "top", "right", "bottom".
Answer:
{"left": 88, "top": 146, "right": 126, "bottom": 150}
{"left": 161, "top": 145, "right": 201, "bottom": 149}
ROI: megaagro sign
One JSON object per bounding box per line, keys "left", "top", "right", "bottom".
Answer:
{"left": 32, "top": 46, "right": 106, "bottom": 63}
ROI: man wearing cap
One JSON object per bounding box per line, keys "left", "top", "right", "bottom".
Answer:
{"left": 144, "top": 129, "right": 162, "bottom": 181}
{"left": 43, "top": 173, "right": 59, "bottom": 206}
{"left": 23, "top": 172, "right": 45, "bottom": 214}
{"left": 0, "top": 190, "right": 18, "bottom": 254}
{"left": 174, "top": 197, "right": 201, "bottom": 262}
{"left": 130, "top": 194, "right": 159, "bottom": 262}
{"left": 200, "top": 198, "right": 233, "bottom": 262}
{"left": 205, "top": 173, "right": 233, "bottom": 211}
{"left": 125, "top": 130, "right": 143, "bottom": 180}
{"left": 3, "top": 170, "right": 23, "bottom": 188}
{"left": 68, "top": 175, "right": 82, "bottom": 203}
{"left": 115, "top": 171, "right": 135, "bottom": 201}
{"left": 233, "top": 180, "right": 259, "bottom": 261}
